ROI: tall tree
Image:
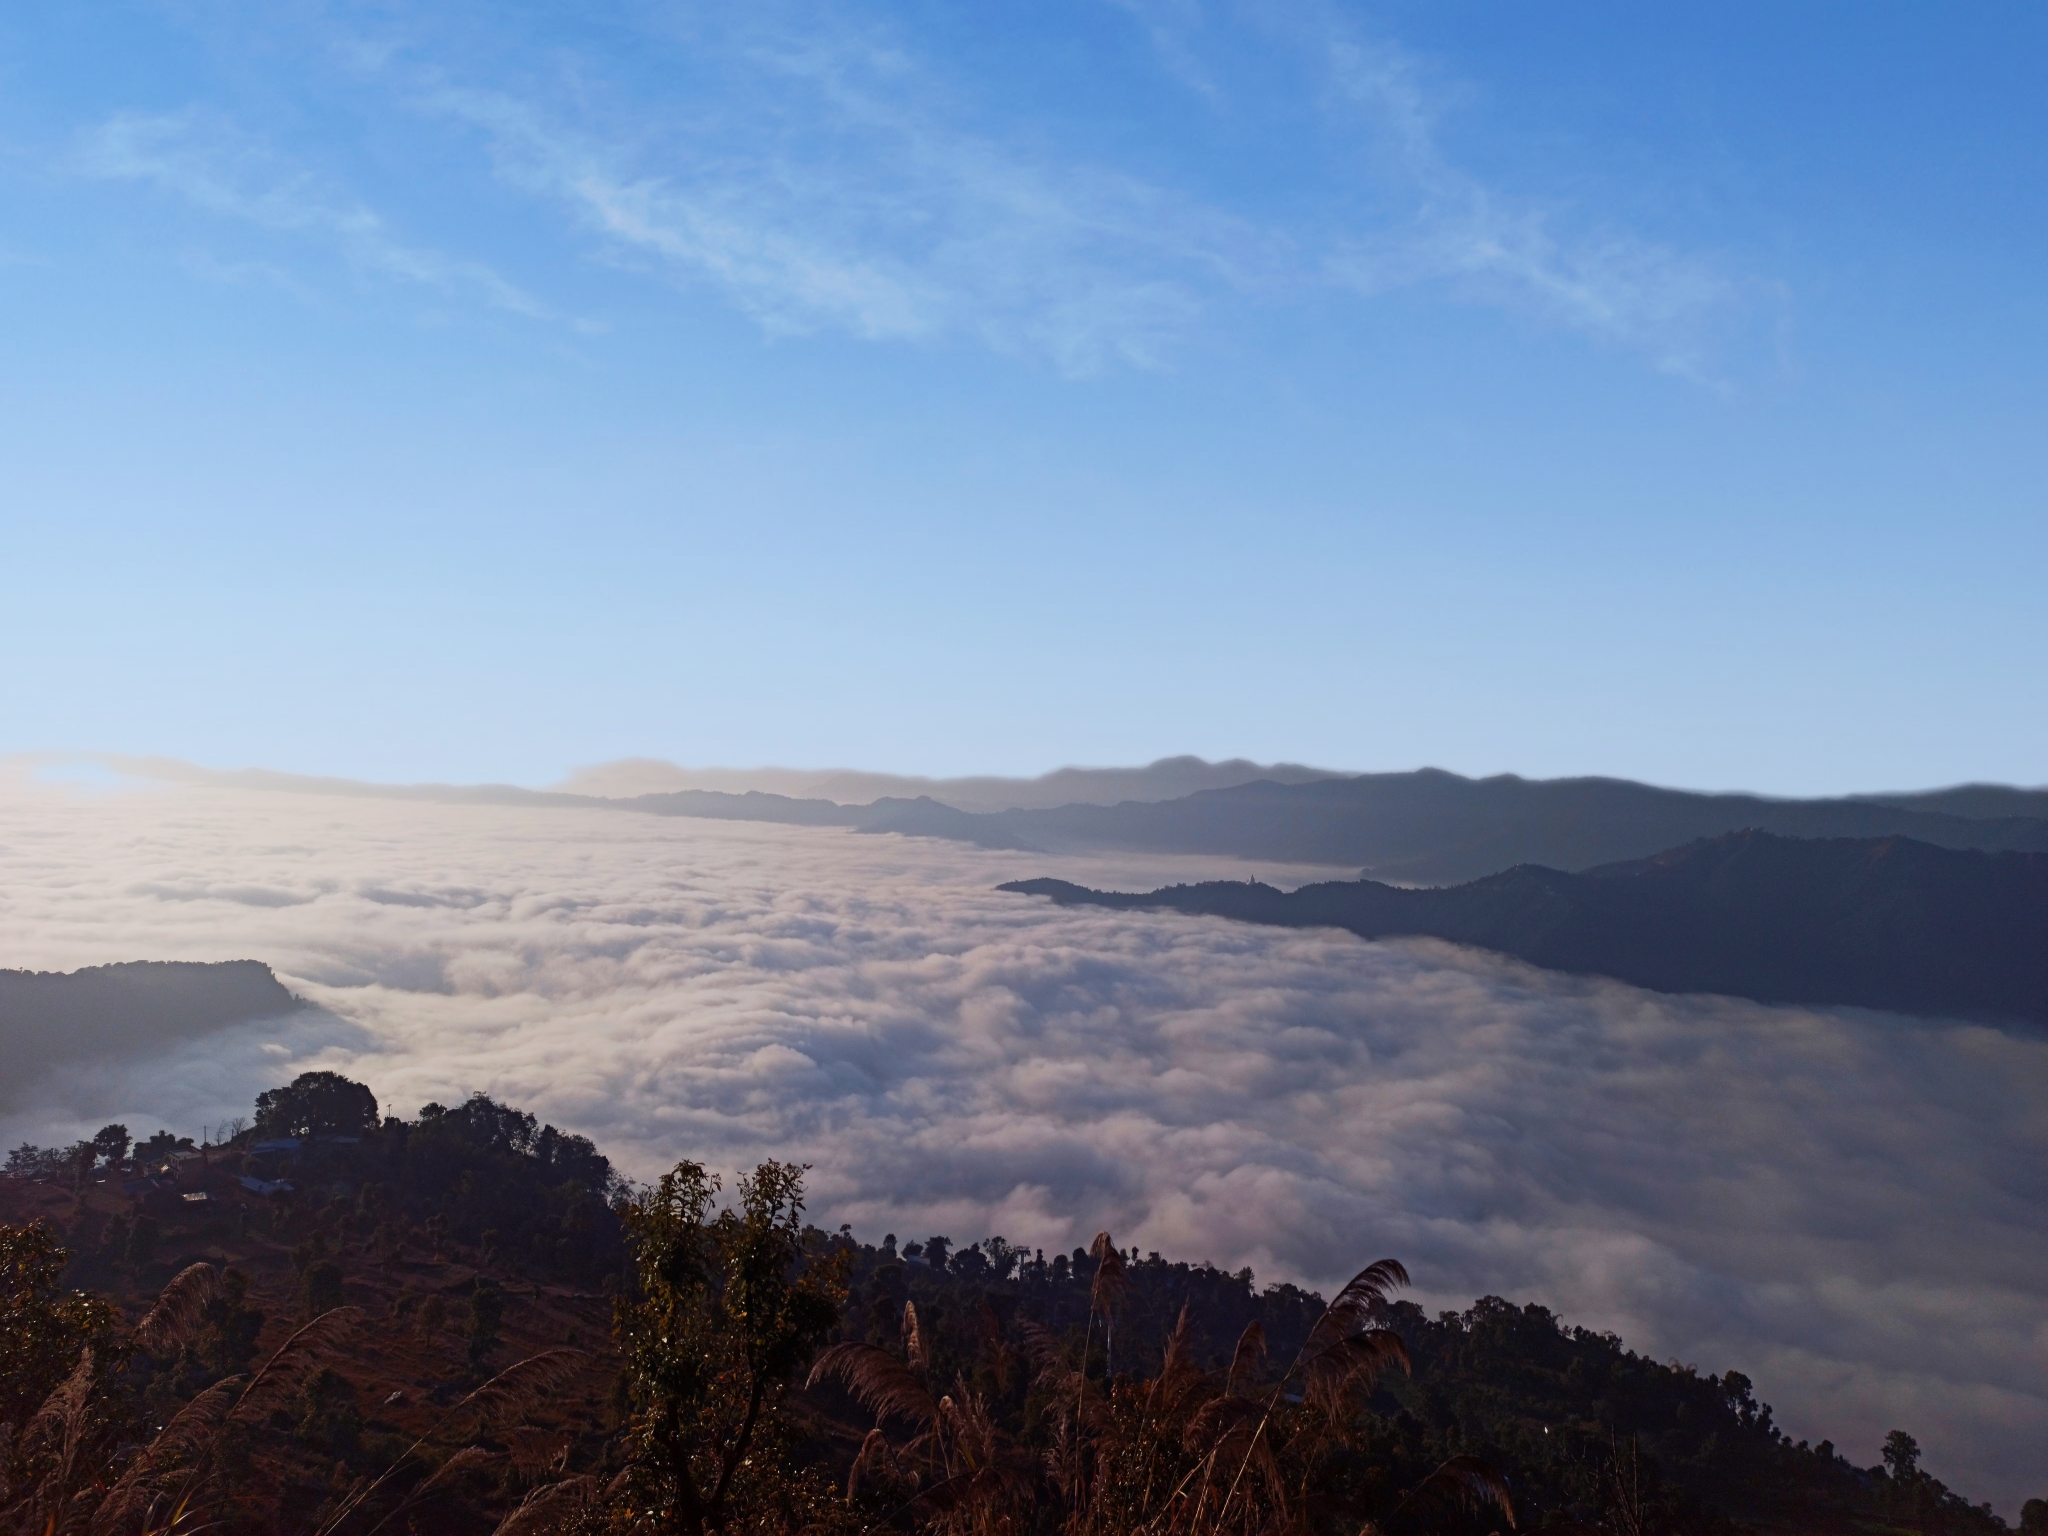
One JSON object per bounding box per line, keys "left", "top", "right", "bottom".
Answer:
{"left": 0, "top": 1221, "right": 118, "bottom": 1426}
{"left": 253, "top": 1070, "right": 380, "bottom": 1139}
{"left": 610, "top": 1160, "right": 849, "bottom": 1534}
{"left": 89, "top": 1125, "right": 130, "bottom": 1166}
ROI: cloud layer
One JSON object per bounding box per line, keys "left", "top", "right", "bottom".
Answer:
{"left": 2, "top": 773, "right": 2044, "bottom": 1507}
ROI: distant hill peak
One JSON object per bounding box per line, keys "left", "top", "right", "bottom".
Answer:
{"left": 552, "top": 754, "right": 1346, "bottom": 812}
{"left": 0, "top": 960, "right": 303, "bottom": 1103}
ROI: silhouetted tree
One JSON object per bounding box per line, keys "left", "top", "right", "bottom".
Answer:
{"left": 254, "top": 1070, "right": 380, "bottom": 1138}
{"left": 135, "top": 1129, "right": 187, "bottom": 1163}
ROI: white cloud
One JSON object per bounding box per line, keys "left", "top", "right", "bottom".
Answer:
{"left": 74, "top": 110, "right": 550, "bottom": 319}
{"left": 1, "top": 774, "right": 2039, "bottom": 1506}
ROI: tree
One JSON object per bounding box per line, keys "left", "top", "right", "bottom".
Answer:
{"left": 301, "top": 1259, "right": 346, "bottom": 1321}
{"left": 122, "top": 1215, "right": 160, "bottom": 1271}
{"left": 296, "top": 1366, "right": 364, "bottom": 1458}
{"left": 2019, "top": 1498, "right": 2048, "bottom": 1536}
{"left": 136, "top": 1130, "right": 189, "bottom": 1163}
{"left": 610, "top": 1159, "right": 849, "bottom": 1534}
{"left": 254, "top": 1071, "right": 379, "bottom": 1139}
{"left": 90, "top": 1124, "right": 131, "bottom": 1166}
{"left": 4, "top": 1144, "right": 64, "bottom": 1179}
{"left": 468, "top": 1279, "right": 506, "bottom": 1370}
{"left": 0, "top": 1220, "right": 119, "bottom": 1426}
{"left": 198, "top": 1267, "right": 266, "bottom": 1376}
{"left": 1883, "top": 1429, "right": 1921, "bottom": 1481}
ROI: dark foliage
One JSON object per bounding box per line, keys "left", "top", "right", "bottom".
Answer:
{"left": 603, "top": 1159, "right": 851, "bottom": 1534}
{"left": 807, "top": 1234, "right": 2020, "bottom": 1536}
{"left": 301, "top": 1258, "right": 346, "bottom": 1320}
{"left": 382, "top": 1092, "right": 626, "bottom": 1279}
{"left": 0, "top": 1219, "right": 120, "bottom": 1425}
{"left": 468, "top": 1278, "right": 506, "bottom": 1370}
{"left": 232, "top": 1082, "right": 626, "bottom": 1283}
{"left": 256, "top": 1069, "right": 382, "bottom": 1139}
{"left": 297, "top": 1364, "right": 365, "bottom": 1458}
{"left": 6, "top": 1075, "right": 2036, "bottom": 1535}
{"left": 199, "top": 1266, "right": 268, "bottom": 1375}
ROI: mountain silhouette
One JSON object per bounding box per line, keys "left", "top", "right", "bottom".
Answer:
{"left": 1002, "top": 831, "right": 2048, "bottom": 1022}
{"left": 0, "top": 959, "right": 302, "bottom": 1091}
{"left": 964, "top": 771, "right": 2048, "bottom": 882}
{"left": 97, "top": 756, "right": 2048, "bottom": 885}
{"left": 557, "top": 753, "right": 1343, "bottom": 811}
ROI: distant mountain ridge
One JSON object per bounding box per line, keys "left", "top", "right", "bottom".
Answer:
{"left": 80, "top": 754, "right": 2048, "bottom": 887}
{"left": 1003, "top": 831, "right": 2048, "bottom": 1022}
{"left": 553, "top": 754, "right": 1344, "bottom": 811}
{"left": 951, "top": 770, "right": 2048, "bottom": 883}
{"left": 0, "top": 959, "right": 302, "bottom": 1093}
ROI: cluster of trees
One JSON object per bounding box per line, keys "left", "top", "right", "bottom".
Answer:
{"left": 222, "top": 1072, "right": 628, "bottom": 1284}
{"left": 6, "top": 1125, "right": 202, "bottom": 1188}
{"left": 2, "top": 1071, "right": 2038, "bottom": 1535}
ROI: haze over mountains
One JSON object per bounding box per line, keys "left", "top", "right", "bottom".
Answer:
{"left": 553, "top": 754, "right": 1344, "bottom": 811}
{"left": 846, "top": 770, "right": 2048, "bottom": 883}
{"left": 86, "top": 754, "right": 2048, "bottom": 887}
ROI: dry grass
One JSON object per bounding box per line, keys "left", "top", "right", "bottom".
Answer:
{"left": 806, "top": 1241, "right": 1484, "bottom": 1536}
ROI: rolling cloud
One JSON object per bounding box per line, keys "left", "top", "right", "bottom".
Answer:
{"left": 2, "top": 771, "right": 2043, "bottom": 1507}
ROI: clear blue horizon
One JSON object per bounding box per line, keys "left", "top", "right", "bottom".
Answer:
{"left": 3, "top": 2, "right": 2043, "bottom": 795}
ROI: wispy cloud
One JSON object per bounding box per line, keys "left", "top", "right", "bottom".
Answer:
{"left": 73, "top": 3, "right": 1762, "bottom": 375}
{"left": 1312, "top": 30, "right": 1739, "bottom": 378}
{"left": 413, "top": 21, "right": 1278, "bottom": 376}
{"left": 1117, "top": 0, "right": 1750, "bottom": 377}
{"left": 1, "top": 772, "right": 2043, "bottom": 1506}
{"left": 74, "top": 110, "right": 549, "bottom": 319}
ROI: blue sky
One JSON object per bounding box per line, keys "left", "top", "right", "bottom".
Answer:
{"left": 2, "top": 1, "right": 2043, "bottom": 793}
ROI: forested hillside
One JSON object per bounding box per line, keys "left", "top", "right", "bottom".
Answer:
{"left": 2, "top": 1074, "right": 2033, "bottom": 1534}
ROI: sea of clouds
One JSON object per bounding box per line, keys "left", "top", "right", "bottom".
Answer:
{"left": 2, "top": 769, "right": 2045, "bottom": 1508}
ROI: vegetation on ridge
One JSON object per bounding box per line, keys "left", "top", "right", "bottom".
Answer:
{"left": 2, "top": 1072, "right": 2037, "bottom": 1534}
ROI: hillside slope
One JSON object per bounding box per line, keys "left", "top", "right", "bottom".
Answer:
{"left": 1003, "top": 830, "right": 2048, "bottom": 1021}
